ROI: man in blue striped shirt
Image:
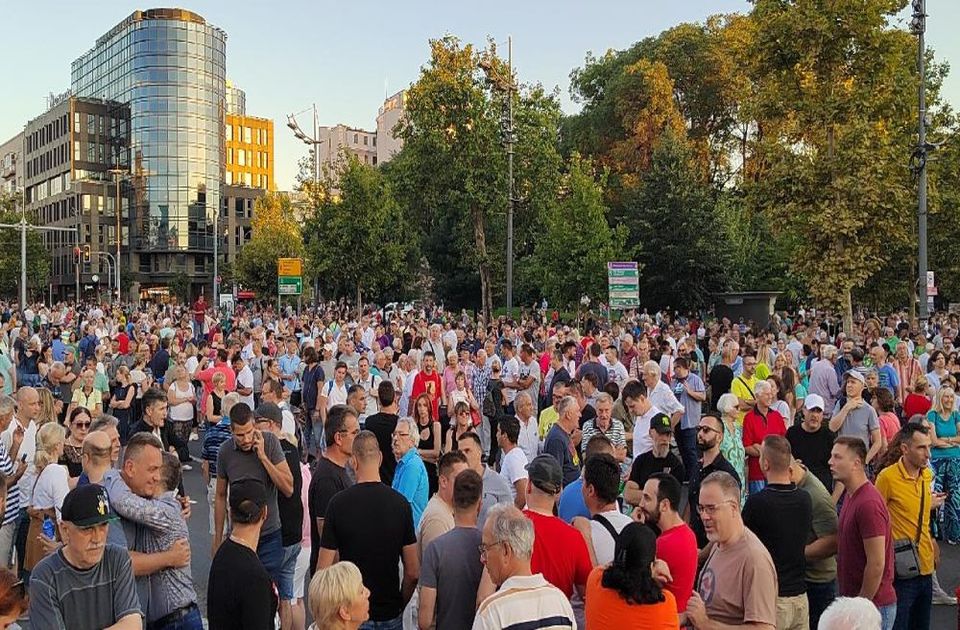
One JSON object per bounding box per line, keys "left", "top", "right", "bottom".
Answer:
{"left": 0, "top": 395, "right": 23, "bottom": 569}
{"left": 391, "top": 417, "right": 428, "bottom": 527}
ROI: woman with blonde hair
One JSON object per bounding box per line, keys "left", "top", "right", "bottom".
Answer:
{"left": 903, "top": 374, "right": 932, "bottom": 419}
{"left": 166, "top": 366, "right": 195, "bottom": 466}
{"left": 24, "top": 423, "right": 68, "bottom": 572}
{"left": 35, "top": 387, "right": 59, "bottom": 428}
{"left": 205, "top": 371, "right": 227, "bottom": 425}
{"left": 928, "top": 386, "right": 960, "bottom": 543}
{"left": 716, "top": 393, "right": 747, "bottom": 505}
{"left": 68, "top": 369, "right": 103, "bottom": 416}
{"left": 308, "top": 561, "right": 370, "bottom": 630}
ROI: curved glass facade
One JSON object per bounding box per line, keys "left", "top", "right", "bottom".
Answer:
{"left": 71, "top": 9, "right": 225, "bottom": 254}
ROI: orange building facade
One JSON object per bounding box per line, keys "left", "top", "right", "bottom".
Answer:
{"left": 225, "top": 114, "right": 274, "bottom": 191}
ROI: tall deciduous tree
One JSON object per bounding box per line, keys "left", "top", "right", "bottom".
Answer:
{"left": 528, "top": 155, "right": 627, "bottom": 308}
{"left": 304, "top": 155, "right": 413, "bottom": 310}
{"left": 0, "top": 194, "right": 50, "bottom": 300}
{"left": 235, "top": 192, "right": 305, "bottom": 299}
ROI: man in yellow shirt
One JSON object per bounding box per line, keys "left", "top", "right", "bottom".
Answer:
{"left": 875, "top": 423, "right": 936, "bottom": 629}
{"left": 730, "top": 352, "right": 759, "bottom": 424}
{"left": 537, "top": 380, "right": 567, "bottom": 439}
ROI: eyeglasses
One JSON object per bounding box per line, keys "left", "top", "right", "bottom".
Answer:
{"left": 74, "top": 421, "right": 91, "bottom": 429}
{"left": 697, "top": 426, "right": 719, "bottom": 434}
{"left": 478, "top": 540, "right": 506, "bottom": 558}
{"left": 392, "top": 432, "right": 411, "bottom": 439}
{"left": 697, "top": 501, "right": 737, "bottom": 515}
{"left": 338, "top": 428, "right": 361, "bottom": 437}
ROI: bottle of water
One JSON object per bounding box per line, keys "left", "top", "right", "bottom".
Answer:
{"left": 42, "top": 516, "right": 55, "bottom": 540}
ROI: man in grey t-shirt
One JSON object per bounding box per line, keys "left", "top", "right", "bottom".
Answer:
{"left": 829, "top": 370, "right": 882, "bottom": 465}
{"left": 419, "top": 469, "right": 484, "bottom": 630}
{"left": 30, "top": 484, "right": 142, "bottom": 630}
{"left": 213, "top": 403, "right": 294, "bottom": 587}
{"left": 455, "top": 432, "right": 511, "bottom": 528}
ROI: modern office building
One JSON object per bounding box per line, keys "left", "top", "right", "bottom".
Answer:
{"left": 0, "top": 133, "right": 23, "bottom": 196}
{"left": 376, "top": 90, "right": 405, "bottom": 165}
{"left": 71, "top": 8, "right": 227, "bottom": 299}
{"left": 226, "top": 114, "right": 274, "bottom": 190}
{"left": 226, "top": 80, "right": 246, "bottom": 116}
{"left": 22, "top": 96, "right": 131, "bottom": 299}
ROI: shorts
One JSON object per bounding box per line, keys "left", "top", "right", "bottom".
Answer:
{"left": 277, "top": 542, "right": 300, "bottom": 601}
{"left": 293, "top": 545, "right": 311, "bottom": 600}
{"left": 256, "top": 528, "right": 284, "bottom": 587}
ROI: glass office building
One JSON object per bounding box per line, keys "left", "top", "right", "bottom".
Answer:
{"left": 71, "top": 8, "right": 226, "bottom": 291}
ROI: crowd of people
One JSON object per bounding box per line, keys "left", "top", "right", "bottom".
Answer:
{"left": 0, "top": 297, "right": 956, "bottom": 630}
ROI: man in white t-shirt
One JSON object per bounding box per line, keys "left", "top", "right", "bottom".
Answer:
{"left": 572, "top": 452, "right": 632, "bottom": 566}
{"left": 622, "top": 380, "right": 663, "bottom": 458}
{"left": 1, "top": 386, "right": 40, "bottom": 577}
{"left": 319, "top": 362, "right": 350, "bottom": 426}
{"left": 500, "top": 341, "right": 521, "bottom": 412}
{"left": 603, "top": 346, "right": 630, "bottom": 391}
{"left": 496, "top": 416, "right": 529, "bottom": 509}
{"left": 231, "top": 355, "right": 255, "bottom": 410}
{"left": 355, "top": 356, "right": 382, "bottom": 419}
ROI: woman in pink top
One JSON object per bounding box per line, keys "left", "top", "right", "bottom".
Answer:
{"left": 872, "top": 387, "right": 900, "bottom": 447}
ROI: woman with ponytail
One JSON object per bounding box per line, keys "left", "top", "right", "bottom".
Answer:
{"left": 584, "top": 522, "right": 680, "bottom": 629}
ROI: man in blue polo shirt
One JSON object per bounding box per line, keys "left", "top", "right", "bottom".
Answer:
{"left": 391, "top": 417, "right": 428, "bottom": 527}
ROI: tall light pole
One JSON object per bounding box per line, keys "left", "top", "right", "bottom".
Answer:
{"left": 481, "top": 37, "right": 517, "bottom": 317}
{"left": 108, "top": 167, "right": 126, "bottom": 302}
{"left": 287, "top": 105, "right": 324, "bottom": 186}
{"left": 912, "top": 0, "right": 930, "bottom": 324}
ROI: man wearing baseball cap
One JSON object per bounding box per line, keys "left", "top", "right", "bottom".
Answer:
{"left": 786, "top": 393, "right": 837, "bottom": 491}
{"left": 828, "top": 370, "right": 882, "bottom": 471}
{"left": 29, "top": 484, "right": 142, "bottom": 630}
{"left": 624, "top": 413, "right": 686, "bottom": 506}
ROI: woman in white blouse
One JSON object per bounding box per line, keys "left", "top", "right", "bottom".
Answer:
{"left": 24, "top": 423, "right": 68, "bottom": 571}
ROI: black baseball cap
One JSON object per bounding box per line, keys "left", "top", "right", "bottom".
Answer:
{"left": 61, "top": 484, "right": 117, "bottom": 528}
{"left": 526, "top": 455, "right": 563, "bottom": 494}
{"left": 229, "top": 479, "right": 268, "bottom": 518}
{"left": 650, "top": 413, "right": 673, "bottom": 434}
{"left": 254, "top": 402, "right": 283, "bottom": 426}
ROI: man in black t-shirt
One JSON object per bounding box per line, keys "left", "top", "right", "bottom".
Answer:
{"left": 254, "top": 401, "right": 302, "bottom": 629}
{"left": 364, "top": 381, "right": 401, "bottom": 484}
{"left": 785, "top": 394, "right": 835, "bottom": 491}
{"left": 689, "top": 413, "right": 741, "bottom": 548}
{"left": 208, "top": 479, "right": 278, "bottom": 630}
{"left": 308, "top": 404, "right": 357, "bottom": 572}
{"left": 742, "top": 435, "right": 812, "bottom": 630}
{"left": 624, "top": 413, "right": 685, "bottom": 506}
{"left": 318, "top": 430, "right": 418, "bottom": 626}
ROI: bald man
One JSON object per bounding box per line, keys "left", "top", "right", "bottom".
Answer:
{"left": 79, "top": 431, "right": 114, "bottom": 486}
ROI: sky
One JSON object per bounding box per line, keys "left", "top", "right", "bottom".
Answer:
{"left": 2, "top": 0, "right": 958, "bottom": 191}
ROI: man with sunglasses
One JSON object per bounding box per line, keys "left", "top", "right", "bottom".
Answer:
{"left": 688, "top": 414, "right": 742, "bottom": 548}
{"left": 685, "top": 470, "right": 777, "bottom": 630}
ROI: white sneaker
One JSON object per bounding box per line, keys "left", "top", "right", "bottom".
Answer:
{"left": 181, "top": 464, "right": 193, "bottom": 471}
{"left": 932, "top": 590, "right": 957, "bottom": 605}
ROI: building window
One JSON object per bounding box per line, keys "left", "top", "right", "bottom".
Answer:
{"left": 227, "top": 149, "right": 232, "bottom": 165}
{"left": 225, "top": 124, "right": 232, "bottom": 141}
{"left": 244, "top": 127, "right": 251, "bottom": 143}
{"left": 262, "top": 174, "right": 268, "bottom": 189}
{"left": 225, "top": 171, "right": 232, "bottom": 185}
{"left": 244, "top": 172, "right": 251, "bottom": 186}
{"left": 363, "top": 136, "right": 368, "bottom": 146}
{"left": 353, "top": 133, "right": 358, "bottom": 144}
{"left": 263, "top": 153, "right": 268, "bottom": 169}
{"left": 263, "top": 129, "right": 268, "bottom": 144}
{"left": 237, "top": 150, "right": 245, "bottom": 166}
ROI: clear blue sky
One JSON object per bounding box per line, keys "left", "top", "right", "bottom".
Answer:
{"left": 2, "top": 1, "right": 957, "bottom": 190}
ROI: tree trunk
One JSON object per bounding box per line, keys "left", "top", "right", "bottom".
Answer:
{"left": 472, "top": 207, "right": 492, "bottom": 327}
{"left": 356, "top": 284, "right": 363, "bottom": 318}
{"left": 843, "top": 287, "right": 853, "bottom": 338}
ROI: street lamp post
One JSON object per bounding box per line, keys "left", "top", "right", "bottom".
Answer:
{"left": 912, "top": 0, "right": 930, "bottom": 324}
{"left": 287, "top": 105, "right": 324, "bottom": 186}
{"left": 480, "top": 36, "right": 517, "bottom": 317}
{"left": 108, "top": 167, "right": 126, "bottom": 302}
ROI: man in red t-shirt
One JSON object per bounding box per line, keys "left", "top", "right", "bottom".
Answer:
{"left": 830, "top": 436, "right": 897, "bottom": 621}
{"left": 411, "top": 351, "right": 444, "bottom": 419}
{"left": 638, "top": 472, "right": 698, "bottom": 610}
{"left": 192, "top": 294, "right": 207, "bottom": 342}
{"left": 523, "top": 455, "right": 592, "bottom": 598}
{"left": 742, "top": 380, "right": 786, "bottom": 495}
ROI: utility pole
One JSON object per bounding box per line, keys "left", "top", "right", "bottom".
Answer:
{"left": 108, "top": 167, "right": 126, "bottom": 302}
{"left": 912, "top": 0, "right": 930, "bottom": 324}
{"left": 506, "top": 35, "right": 515, "bottom": 319}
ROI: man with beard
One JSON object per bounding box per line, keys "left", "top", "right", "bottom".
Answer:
{"left": 637, "top": 472, "right": 698, "bottom": 611}
{"left": 688, "top": 413, "right": 741, "bottom": 548}
{"left": 624, "top": 413, "right": 685, "bottom": 507}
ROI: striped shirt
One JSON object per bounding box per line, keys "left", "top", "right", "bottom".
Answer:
{"left": 0, "top": 441, "right": 19, "bottom": 525}
{"left": 580, "top": 418, "right": 627, "bottom": 456}
{"left": 473, "top": 573, "right": 575, "bottom": 630}
{"left": 201, "top": 419, "right": 233, "bottom": 477}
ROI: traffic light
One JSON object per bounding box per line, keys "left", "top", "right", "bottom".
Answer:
{"left": 83, "top": 245, "right": 91, "bottom": 264}
{"left": 73, "top": 247, "right": 81, "bottom": 264}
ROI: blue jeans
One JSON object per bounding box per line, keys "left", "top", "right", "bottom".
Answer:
{"left": 148, "top": 605, "right": 204, "bottom": 630}
{"left": 277, "top": 543, "right": 300, "bottom": 601}
{"left": 932, "top": 457, "right": 960, "bottom": 542}
{"left": 892, "top": 574, "right": 931, "bottom": 630}
{"left": 805, "top": 579, "right": 836, "bottom": 629}
{"left": 879, "top": 603, "right": 897, "bottom": 630}
{"left": 676, "top": 427, "right": 699, "bottom": 483}
{"left": 360, "top": 616, "right": 403, "bottom": 630}
{"left": 257, "top": 528, "right": 284, "bottom": 587}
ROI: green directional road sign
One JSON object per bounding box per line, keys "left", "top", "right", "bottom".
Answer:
{"left": 278, "top": 276, "right": 303, "bottom": 295}
{"left": 608, "top": 261, "right": 639, "bottom": 309}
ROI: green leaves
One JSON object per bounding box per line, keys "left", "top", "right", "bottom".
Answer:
{"left": 235, "top": 192, "right": 305, "bottom": 299}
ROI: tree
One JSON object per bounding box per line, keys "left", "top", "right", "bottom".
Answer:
{"left": 235, "top": 192, "right": 305, "bottom": 299}
{"left": 304, "top": 155, "right": 414, "bottom": 310}
{"left": 0, "top": 193, "right": 50, "bottom": 301}
{"left": 528, "top": 154, "right": 627, "bottom": 308}
{"left": 627, "top": 131, "right": 731, "bottom": 311}
{"left": 169, "top": 271, "right": 190, "bottom": 304}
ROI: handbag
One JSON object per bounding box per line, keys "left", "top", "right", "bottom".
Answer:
{"left": 892, "top": 478, "right": 926, "bottom": 580}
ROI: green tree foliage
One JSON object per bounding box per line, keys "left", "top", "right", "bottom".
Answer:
{"left": 304, "top": 155, "right": 414, "bottom": 308}
{"left": 626, "top": 131, "right": 731, "bottom": 311}
{"left": 528, "top": 155, "right": 627, "bottom": 308}
{"left": 235, "top": 192, "right": 305, "bottom": 299}
{"left": 0, "top": 193, "right": 50, "bottom": 301}
{"left": 168, "top": 271, "right": 190, "bottom": 303}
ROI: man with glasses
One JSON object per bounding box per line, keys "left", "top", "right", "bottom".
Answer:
{"left": 474, "top": 504, "right": 575, "bottom": 630}
{"left": 688, "top": 414, "right": 741, "bottom": 548}
{"left": 684, "top": 471, "right": 778, "bottom": 629}
{"left": 308, "top": 404, "right": 357, "bottom": 573}
{"left": 391, "top": 417, "right": 429, "bottom": 527}
{"left": 730, "top": 351, "right": 760, "bottom": 424}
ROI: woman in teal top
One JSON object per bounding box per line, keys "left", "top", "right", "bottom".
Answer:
{"left": 927, "top": 386, "right": 960, "bottom": 543}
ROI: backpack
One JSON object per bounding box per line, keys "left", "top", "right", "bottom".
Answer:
{"left": 483, "top": 380, "right": 504, "bottom": 419}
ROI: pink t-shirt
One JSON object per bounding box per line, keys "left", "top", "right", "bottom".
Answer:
{"left": 878, "top": 412, "right": 900, "bottom": 443}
